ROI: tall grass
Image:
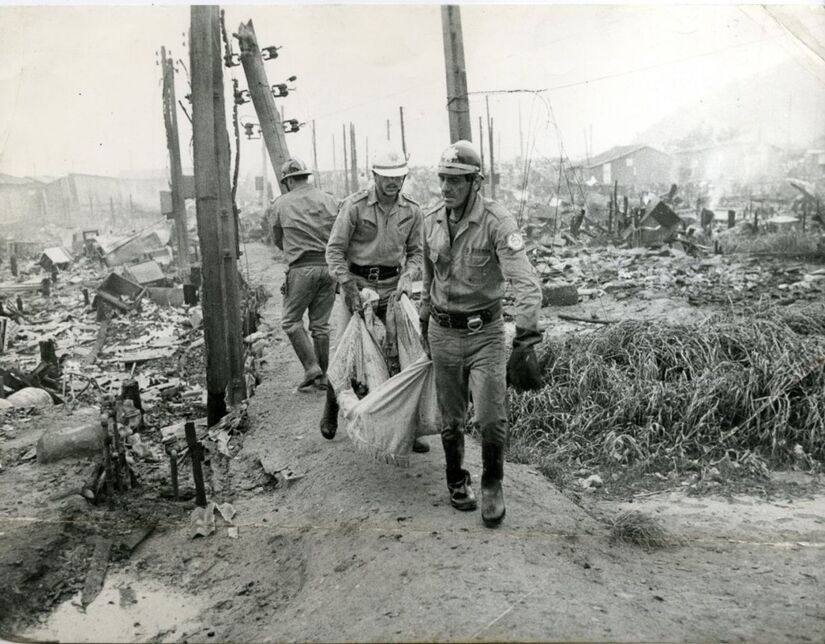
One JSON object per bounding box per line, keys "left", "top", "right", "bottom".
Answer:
{"left": 509, "top": 304, "right": 825, "bottom": 474}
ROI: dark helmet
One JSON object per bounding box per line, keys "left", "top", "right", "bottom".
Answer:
{"left": 437, "top": 140, "right": 482, "bottom": 176}
{"left": 280, "top": 158, "right": 312, "bottom": 182}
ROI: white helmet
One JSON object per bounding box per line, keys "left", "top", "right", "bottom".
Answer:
{"left": 371, "top": 144, "right": 408, "bottom": 178}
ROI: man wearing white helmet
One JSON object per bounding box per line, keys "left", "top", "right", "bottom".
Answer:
{"left": 270, "top": 158, "right": 339, "bottom": 392}
{"left": 323, "top": 143, "right": 426, "bottom": 451}
{"left": 420, "top": 140, "right": 543, "bottom": 528}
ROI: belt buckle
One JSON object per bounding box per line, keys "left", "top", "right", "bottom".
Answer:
{"left": 467, "top": 315, "right": 483, "bottom": 334}
{"left": 435, "top": 311, "right": 451, "bottom": 328}
{"left": 367, "top": 267, "right": 381, "bottom": 282}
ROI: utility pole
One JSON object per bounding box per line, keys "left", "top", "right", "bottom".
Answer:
{"left": 478, "top": 116, "right": 486, "bottom": 196}
{"left": 399, "top": 106, "right": 407, "bottom": 158}
{"left": 161, "top": 45, "right": 190, "bottom": 278}
{"left": 311, "top": 120, "right": 320, "bottom": 188}
{"left": 386, "top": 119, "right": 391, "bottom": 141}
{"left": 487, "top": 96, "right": 495, "bottom": 199}
{"left": 441, "top": 5, "right": 472, "bottom": 142}
{"left": 342, "top": 124, "right": 350, "bottom": 194}
{"left": 349, "top": 123, "right": 358, "bottom": 192}
{"left": 190, "top": 5, "right": 246, "bottom": 426}
{"left": 260, "top": 136, "right": 267, "bottom": 209}
{"left": 236, "top": 20, "right": 290, "bottom": 189}
{"left": 332, "top": 133, "right": 337, "bottom": 195}
{"left": 365, "top": 137, "right": 369, "bottom": 181}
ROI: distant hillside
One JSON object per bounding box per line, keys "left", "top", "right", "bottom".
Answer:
{"left": 635, "top": 59, "right": 825, "bottom": 152}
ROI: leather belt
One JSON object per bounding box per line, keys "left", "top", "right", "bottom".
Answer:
{"left": 349, "top": 263, "right": 401, "bottom": 282}
{"left": 290, "top": 251, "right": 327, "bottom": 268}
{"left": 431, "top": 304, "right": 501, "bottom": 333}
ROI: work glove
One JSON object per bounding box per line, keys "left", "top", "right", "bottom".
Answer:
{"left": 395, "top": 273, "right": 412, "bottom": 301}
{"left": 506, "top": 327, "right": 543, "bottom": 392}
{"left": 419, "top": 315, "right": 430, "bottom": 358}
{"left": 342, "top": 280, "right": 363, "bottom": 315}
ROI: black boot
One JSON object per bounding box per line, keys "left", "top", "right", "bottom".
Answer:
{"left": 287, "top": 328, "right": 322, "bottom": 390}
{"left": 481, "top": 443, "right": 506, "bottom": 527}
{"left": 441, "top": 434, "right": 477, "bottom": 511}
{"left": 319, "top": 384, "right": 339, "bottom": 440}
{"left": 313, "top": 335, "right": 329, "bottom": 390}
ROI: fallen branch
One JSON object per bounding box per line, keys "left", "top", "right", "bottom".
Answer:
{"left": 557, "top": 313, "right": 615, "bottom": 325}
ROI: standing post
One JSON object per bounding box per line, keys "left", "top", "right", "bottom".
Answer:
{"left": 349, "top": 122, "right": 358, "bottom": 192}
{"left": 211, "top": 9, "right": 246, "bottom": 408}
{"left": 236, "top": 20, "right": 291, "bottom": 189}
{"left": 311, "top": 120, "right": 320, "bottom": 188}
{"left": 332, "top": 133, "right": 337, "bottom": 195}
{"left": 478, "top": 116, "right": 486, "bottom": 197}
{"left": 399, "top": 106, "right": 407, "bottom": 158}
{"left": 161, "top": 46, "right": 190, "bottom": 277}
{"left": 386, "top": 119, "right": 391, "bottom": 141}
{"left": 488, "top": 115, "right": 496, "bottom": 200}
{"left": 441, "top": 5, "right": 472, "bottom": 142}
{"left": 342, "top": 124, "right": 350, "bottom": 194}
{"left": 191, "top": 5, "right": 246, "bottom": 425}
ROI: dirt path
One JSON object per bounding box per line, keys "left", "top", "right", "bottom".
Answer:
{"left": 12, "top": 242, "right": 825, "bottom": 642}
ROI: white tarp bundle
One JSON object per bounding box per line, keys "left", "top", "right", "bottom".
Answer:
{"left": 327, "top": 292, "right": 441, "bottom": 467}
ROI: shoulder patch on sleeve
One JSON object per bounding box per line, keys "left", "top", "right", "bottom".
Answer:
{"left": 506, "top": 232, "right": 525, "bottom": 251}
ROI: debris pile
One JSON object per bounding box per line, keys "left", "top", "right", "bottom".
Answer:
{"left": 520, "top": 244, "right": 825, "bottom": 309}
{"left": 0, "top": 230, "right": 267, "bottom": 514}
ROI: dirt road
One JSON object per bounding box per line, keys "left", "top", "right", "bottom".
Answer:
{"left": 9, "top": 242, "right": 825, "bottom": 642}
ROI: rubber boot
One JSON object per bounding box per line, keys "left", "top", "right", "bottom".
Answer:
{"left": 286, "top": 327, "right": 323, "bottom": 390}
{"left": 313, "top": 335, "right": 329, "bottom": 390}
{"left": 481, "top": 443, "right": 506, "bottom": 527}
{"left": 441, "top": 434, "right": 477, "bottom": 511}
{"left": 319, "top": 384, "right": 339, "bottom": 440}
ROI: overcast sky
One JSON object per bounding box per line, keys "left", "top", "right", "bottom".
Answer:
{"left": 0, "top": 3, "right": 823, "bottom": 181}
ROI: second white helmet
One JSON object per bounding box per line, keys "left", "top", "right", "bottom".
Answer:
{"left": 371, "top": 144, "right": 408, "bottom": 178}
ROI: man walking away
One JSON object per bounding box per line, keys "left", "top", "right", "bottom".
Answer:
{"left": 271, "top": 158, "right": 339, "bottom": 391}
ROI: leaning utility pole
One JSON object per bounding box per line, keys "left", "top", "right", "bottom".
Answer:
{"left": 349, "top": 122, "right": 358, "bottom": 192}
{"left": 190, "top": 5, "right": 246, "bottom": 425}
{"left": 161, "top": 46, "right": 190, "bottom": 277}
{"left": 441, "top": 5, "right": 472, "bottom": 142}
{"left": 235, "top": 20, "right": 290, "bottom": 189}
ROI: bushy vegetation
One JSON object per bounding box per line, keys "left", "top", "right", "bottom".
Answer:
{"left": 508, "top": 305, "right": 825, "bottom": 476}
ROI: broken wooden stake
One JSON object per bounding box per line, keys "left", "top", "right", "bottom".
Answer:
{"left": 169, "top": 446, "right": 180, "bottom": 501}
{"left": 185, "top": 420, "right": 207, "bottom": 507}
{"left": 81, "top": 536, "right": 112, "bottom": 608}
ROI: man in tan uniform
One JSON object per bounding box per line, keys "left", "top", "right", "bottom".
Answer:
{"left": 420, "top": 140, "right": 543, "bottom": 527}
{"left": 270, "top": 158, "right": 339, "bottom": 391}
{"left": 323, "top": 144, "right": 427, "bottom": 452}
